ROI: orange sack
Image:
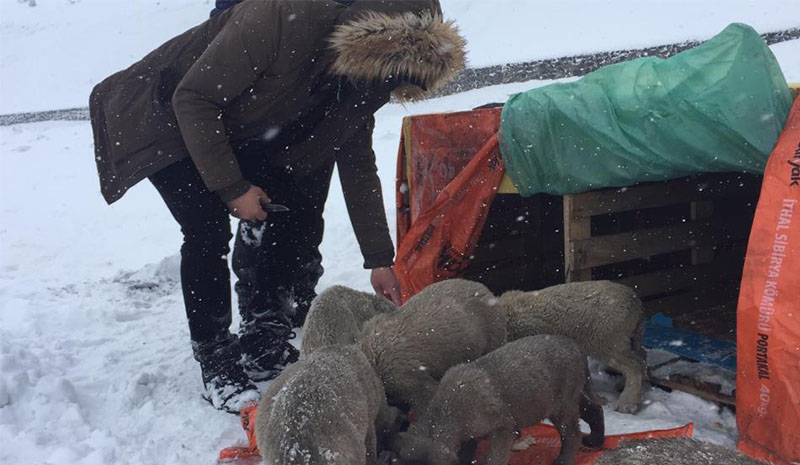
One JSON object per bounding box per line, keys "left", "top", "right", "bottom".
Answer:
{"left": 394, "top": 108, "right": 506, "bottom": 300}
{"left": 475, "top": 423, "right": 694, "bottom": 465}
{"left": 219, "top": 406, "right": 694, "bottom": 465}
{"left": 736, "top": 97, "right": 800, "bottom": 465}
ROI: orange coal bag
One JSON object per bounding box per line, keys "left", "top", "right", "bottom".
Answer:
{"left": 394, "top": 133, "right": 505, "bottom": 300}
{"left": 219, "top": 409, "right": 694, "bottom": 465}
{"left": 475, "top": 423, "right": 694, "bottom": 465}
{"left": 393, "top": 108, "right": 506, "bottom": 300}
{"left": 736, "top": 97, "right": 800, "bottom": 465}
{"left": 218, "top": 404, "right": 260, "bottom": 462}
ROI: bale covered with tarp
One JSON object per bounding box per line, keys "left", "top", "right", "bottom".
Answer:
{"left": 499, "top": 23, "right": 793, "bottom": 197}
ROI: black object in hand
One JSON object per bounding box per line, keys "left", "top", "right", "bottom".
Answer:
{"left": 261, "top": 202, "right": 290, "bottom": 213}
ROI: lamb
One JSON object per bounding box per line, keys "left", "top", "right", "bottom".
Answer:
{"left": 301, "top": 285, "right": 397, "bottom": 358}
{"left": 255, "top": 345, "right": 402, "bottom": 465}
{"left": 499, "top": 280, "right": 646, "bottom": 413}
{"left": 360, "top": 278, "right": 506, "bottom": 414}
{"left": 392, "top": 335, "right": 605, "bottom": 465}
{"left": 594, "top": 438, "right": 769, "bottom": 465}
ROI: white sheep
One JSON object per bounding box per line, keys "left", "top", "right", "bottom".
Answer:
{"left": 301, "top": 285, "right": 397, "bottom": 358}
{"left": 594, "top": 438, "right": 769, "bottom": 464}
{"left": 393, "top": 335, "right": 605, "bottom": 465}
{"left": 255, "top": 345, "right": 402, "bottom": 465}
{"left": 360, "top": 278, "right": 506, "bottom": 414}
{"left": 500, "top": 280, "right": 646, "bottom": 413}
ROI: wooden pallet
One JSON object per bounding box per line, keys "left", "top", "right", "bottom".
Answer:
{"left": 647, "top": 354, "right": 736, "bottom": 406}
{"left": 650, "top": 372, "right": 735, "bottom": 407}
{"left": 563, "top": 173, "right": 762, "bottom": 339}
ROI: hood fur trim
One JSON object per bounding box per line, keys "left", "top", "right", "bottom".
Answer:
{"left": 328, "top": 11, "right": 466, "bottom": 101}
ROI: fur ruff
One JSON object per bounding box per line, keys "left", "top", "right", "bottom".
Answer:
{"left": 328, "top": 11, "right": 466, "bottom": 101}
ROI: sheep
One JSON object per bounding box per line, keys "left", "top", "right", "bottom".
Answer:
{"left": 392, "top": 335, "right": 605, "bottom": 465}
{"left": 360, "top": 278, "right": 506, "bottom": 414}
{"left": 594, "top": 438, "right": 769, "bottom": 465}
{"left": 499, "top": 280, "right": 646, "bottom": 413}
{"left": 301, "top": 285, "right": 397, "bottom": 358}
{"left": 255, "top": 344, "right": 403, "bottom": 465}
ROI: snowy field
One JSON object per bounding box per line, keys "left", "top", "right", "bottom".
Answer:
{"left": 0, "top": 1, "right": 799, "bottom": 465}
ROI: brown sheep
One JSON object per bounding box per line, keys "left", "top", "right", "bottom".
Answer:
{"left": 255, "top": 345, "right": 402, "bottom": 465}
{"left": 360, "top": 278, "right": 506, "bottom": 414}
{"left": 301, "top": 285, "right": 396, "bottom": 359}
{"left": 393, "top": 335, "right": 605, "bottom": 465}
{"left": 500, "top": 280, "right": 646, "bottom": 413}
{"left": 594, "top": 438, "right": 770, "bottom": 465}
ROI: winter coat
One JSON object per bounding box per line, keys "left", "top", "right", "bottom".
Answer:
{"left": 89, "top": 0, "right": 464, "bottom": 268}
{"left": 210, "top": 0, "right": 244, "bottom": 17}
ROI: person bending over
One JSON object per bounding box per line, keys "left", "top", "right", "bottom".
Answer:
{"left": 90, "top": 0, "right": 464, "bottom": 412}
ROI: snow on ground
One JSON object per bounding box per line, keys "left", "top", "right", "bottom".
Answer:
{"left": 0, "top": 78, "right": 749, "bottom": 465}
{"left": 1, "top": 2, "right": 799, "bottom": 464}
{"left": 1, "top": 0, "right": 798, "bottom": 113}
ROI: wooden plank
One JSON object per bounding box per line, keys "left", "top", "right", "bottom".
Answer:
{"left": 614, "top": 248, "right": 745, "bottom": 298}
{"left": 675, "top": 302, "right": 738, "bottom": 342}
{"left": 643, "top": 283, "right": 740, "bottom": 318}
{"left": 651, "top": 300, "right": 738, "bottom": 342}
{"left": 691, "top": 200, "right": 716, "bottom": 265}
{"left": 570, "top": 215, "right": 751, "bottom": 270}
{"left": 569, "top": 174, "right": 760, "bottom": 218}
{"left": 649, "top": 374, "right": 735, "bottom": 406}
{"left": 564, "top": 195, "right": 592, "bottom": 282}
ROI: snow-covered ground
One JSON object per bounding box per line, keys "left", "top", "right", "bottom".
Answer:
{"left": 1, "top": 0, "right": 798, "bottom": 113}
{"left": 0, "top": 78, "right": 760, "bottom": 465}
{"left": 1, "top": 1, "right": 799, "bottom": 465}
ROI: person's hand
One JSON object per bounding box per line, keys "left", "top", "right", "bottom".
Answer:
{"left": 226, "top": 186, "right": 270, "bottom": 221}
{"left": 371, "top": 267, "right": 402, "bottom": 305}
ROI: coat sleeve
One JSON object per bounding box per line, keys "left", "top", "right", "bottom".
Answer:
{"left": 337, "top": 117, "right": 395, "bottom": 269}
{"left": 171, "top": 3, "right": 281, "bottom": 202}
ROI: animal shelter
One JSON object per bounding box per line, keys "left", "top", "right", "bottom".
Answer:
{"left": 393, "top": 25, "right": 800, "bottom": 465}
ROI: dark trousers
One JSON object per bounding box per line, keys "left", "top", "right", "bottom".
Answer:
{"left": 150, "top": 145, "right": 333, "bottom": 345}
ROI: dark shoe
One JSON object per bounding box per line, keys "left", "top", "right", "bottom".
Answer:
{"left": 290, "top": 259, "right": 323, "bottom": 328}
{"left": 193, "top": 332, "right": 260, "bottom": 414}
{"left": 239, "top": 322, "right": 300, "bottom": 382}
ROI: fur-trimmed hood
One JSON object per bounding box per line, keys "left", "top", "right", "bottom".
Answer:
{"left": 328, "top": 7, "right": 466, "bottom": 101}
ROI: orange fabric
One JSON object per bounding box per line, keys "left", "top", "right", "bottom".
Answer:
{"left": 475, "top": 423, "right": 694, "bottom": 465}
{"left": 218, "top": 404, "right": 260, "bottom": 462}
{"left": 396, "top": 108, "right": 503, "bottom": 234}
{"left": 219, "top": 405, "right": 693, "bottom": 465}
{"left": 394, "top": 108, "right": 505, "bottom": 300}
{"left": 736, "top": 97, "right": 800, "bottom": 465}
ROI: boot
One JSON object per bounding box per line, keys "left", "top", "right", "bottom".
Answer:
{"left": 291, "top": 288, "right": 316, "bottom": 329}
{"left": 290, "top": 256, "right": 324, "bottom": 328}
{"left": 193, "top": 332, "right": 259, "bottom": 414}
{"left": 239, "top": 321, "right": 299, "bottom": 382}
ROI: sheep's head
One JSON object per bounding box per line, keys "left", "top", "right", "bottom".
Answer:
{"left": 391, "top": 431, "right": 459, "bottom": 465}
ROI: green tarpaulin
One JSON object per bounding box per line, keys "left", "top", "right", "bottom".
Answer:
{"left": 499, "top": 23, "right": 793, "bottom": 197}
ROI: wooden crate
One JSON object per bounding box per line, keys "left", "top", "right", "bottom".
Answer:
{"left": 563, "top": 172, "right": 762, "bottom": 340}
{"left": 461, "top": 193, "right": 564, "bottom": 295}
